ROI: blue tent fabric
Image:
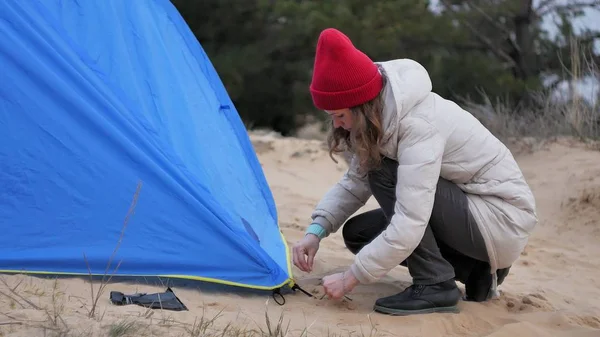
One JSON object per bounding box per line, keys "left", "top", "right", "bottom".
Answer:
{"left": 0, "top": 0, "right": 292, "bottom": 290}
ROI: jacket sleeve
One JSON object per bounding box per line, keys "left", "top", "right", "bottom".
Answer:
{"left": 310, "top": 153, "right": 372, "bottom": 237}
{"left": 350, "top": 117, "right": 445, "bottom": 284}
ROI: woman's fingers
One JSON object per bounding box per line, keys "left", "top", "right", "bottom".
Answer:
{"left": 292, "top": 246, "right": 301, "bottom": 270}
{"left": 299, "top": 247, "right": 309, "bottom": 271}
{"left": 292, "top": 236, "right": 320, "bottom": 273}
{"left": 306, "top": 249, "right": 315, "bottom": 272}
{"left": 293, "top": 245, "right": 308, "bottom": 272}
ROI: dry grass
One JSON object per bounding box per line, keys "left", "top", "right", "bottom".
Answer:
{"left": 0, "top": 276, "right": 382, "bottom": 337}
{"left": 461, "top": 36, "right": 599, "bottom": 151}
{"left": 83, "top": 180, "right": 143, "bottom": 319}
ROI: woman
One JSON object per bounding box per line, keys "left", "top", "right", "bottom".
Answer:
{"left": 292, "top": 28, "right": 538, "bottom": 316}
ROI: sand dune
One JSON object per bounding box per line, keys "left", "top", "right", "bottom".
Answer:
{"left": 1, "top": 133, "right": 599, "bottom": 337}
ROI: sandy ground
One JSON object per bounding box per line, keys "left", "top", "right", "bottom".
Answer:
{"left": 1, "top": 132, "right": 599, "bottom": 337}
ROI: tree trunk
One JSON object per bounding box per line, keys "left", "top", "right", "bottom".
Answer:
{"left": 513, "top": 0, "right": 534, "bottom": 81}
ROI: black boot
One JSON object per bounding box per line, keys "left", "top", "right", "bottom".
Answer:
{"left": 464, "top": 262, "right": 511, "bottom": 302}
{"left": 464, "top": 260, "right": 492, "bottom": 302}
{"left": 497, "top": 266, "right": 510, "bottom": 285}
{"left": 373, "top": 279, "right": 461, "bottom": 316}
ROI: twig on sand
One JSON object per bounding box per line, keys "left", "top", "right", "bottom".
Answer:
{"left": 0, "top": 321, "right": 23, "bottom": 326}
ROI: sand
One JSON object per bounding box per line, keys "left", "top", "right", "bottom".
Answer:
{"left": 1, "top": 132, "right": 599, "bottom": 337}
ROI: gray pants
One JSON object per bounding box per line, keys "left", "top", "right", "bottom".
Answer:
{"left": 342, "top": 157, "right": 489, "bottom": 285}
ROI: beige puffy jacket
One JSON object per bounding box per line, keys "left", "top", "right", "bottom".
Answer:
{"left": 311, "top": 58, "right": 538, "bottom": 289}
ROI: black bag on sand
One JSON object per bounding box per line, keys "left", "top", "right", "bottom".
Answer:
{"left": 109, "top": 287, "right": 188, "bottom": 311}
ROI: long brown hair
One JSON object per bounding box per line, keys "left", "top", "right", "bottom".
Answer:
{"left": 326, "top": 66, "right": 387, "bottom": 173}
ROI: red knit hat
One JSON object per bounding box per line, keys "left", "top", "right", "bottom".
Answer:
{"left": 309, "top": 28, "right": 383, "bottom": 110}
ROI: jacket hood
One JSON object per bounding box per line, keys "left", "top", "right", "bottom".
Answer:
{"left": 377, "top": 59, "right": 433, "bottom": 138}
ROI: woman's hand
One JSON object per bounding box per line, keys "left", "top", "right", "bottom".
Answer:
{"left": 322, "top": 269, "right": 360, "bottom": 300}
{"left": 292, "top": 234, "right": 320, "bottom": 272}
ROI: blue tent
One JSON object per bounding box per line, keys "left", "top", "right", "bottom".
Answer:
{"left": 0, "top": 0, "right": 294, "bottom": 293}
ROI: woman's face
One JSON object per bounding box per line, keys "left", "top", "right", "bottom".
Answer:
{"left": 326, "top": 108, "right": 353, "bottom": 130}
